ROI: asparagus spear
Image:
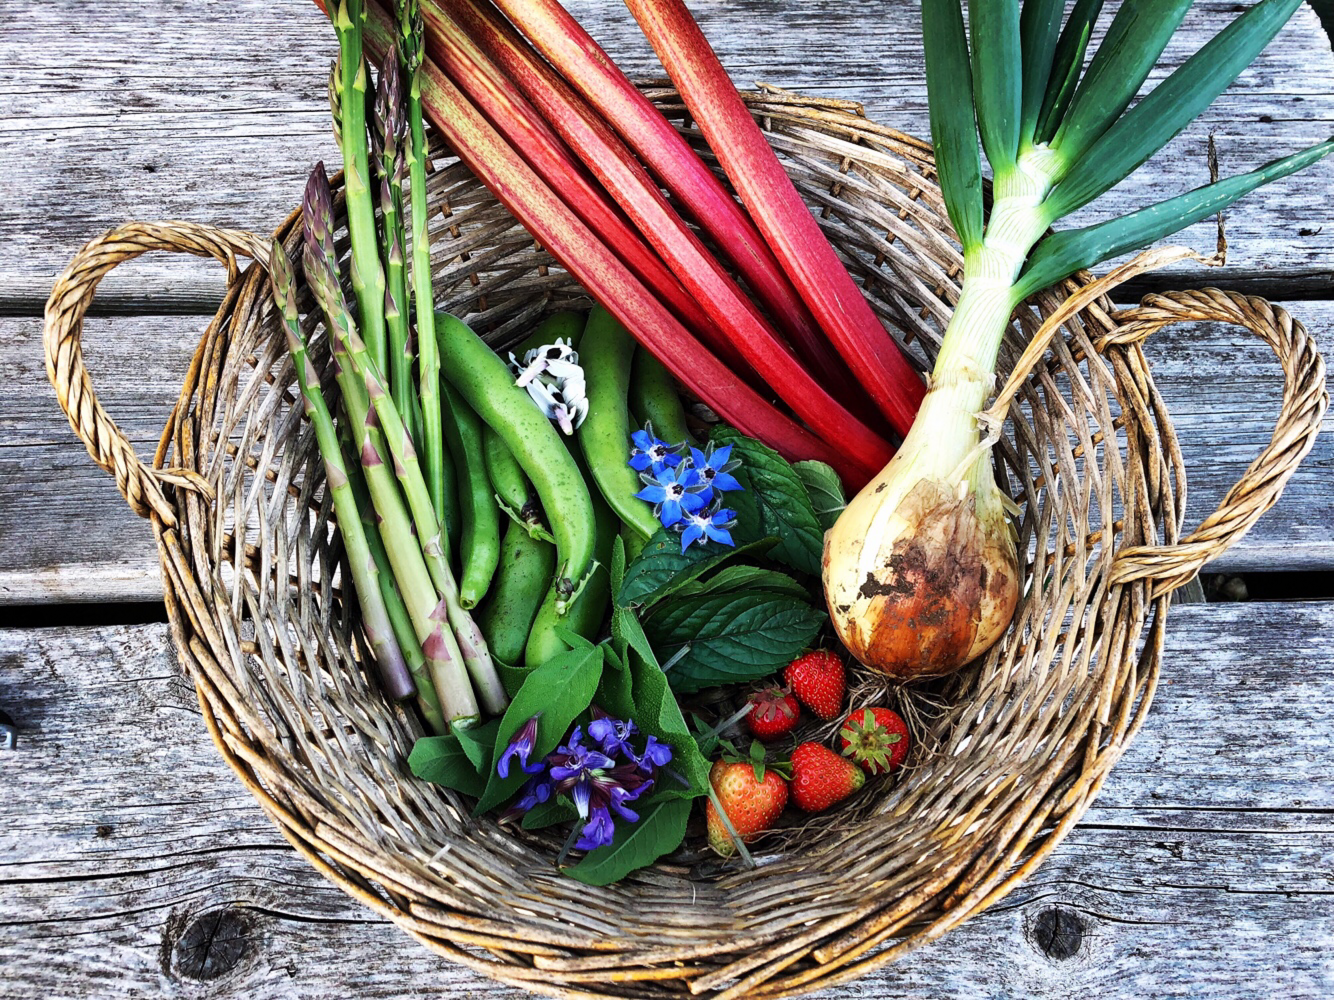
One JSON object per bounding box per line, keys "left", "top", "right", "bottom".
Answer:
{"left": 331, "top": 0, "right": 390, "bottom": 373}
{"left": 339, "top": 423, "right": 447, "bottom": 733}
{"left": 373, "top": 46, "right": 421, "bottom": 444}
{"left": 302, "top": 166, "right": 480, "bottom": 723}
{"left": 266, "top": 236, "right": 416, "bottom": 705}
{"left": 396, "top": 0, "right": 446, "bottom": 524}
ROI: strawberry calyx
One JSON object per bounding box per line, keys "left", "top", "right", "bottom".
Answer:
{"left": 840, "top": 708, "right": 907, "bottom": 774}
{"left": 718, "top": 738, "right": 793, "bottom": 782}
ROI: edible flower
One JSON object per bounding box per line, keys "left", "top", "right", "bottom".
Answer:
{"left": 495, "top": 714, "right": 545, "bottom": 779}
{"left": 636, "top": 463, "right": 707, "bottom": 528}
{"left": 679, "top": 507, "right": 737, "bottom": 553}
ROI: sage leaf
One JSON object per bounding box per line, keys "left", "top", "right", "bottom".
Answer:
{"left": 474, "top": 643, "right": 604, "bottom": 814}
{"left": 408, "top": 735, "right": 488, "bottom": 798}
{"left": 566, "top": 796, "right": 692, "bottom": 886}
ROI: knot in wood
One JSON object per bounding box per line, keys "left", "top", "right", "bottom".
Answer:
{"left": 1030, "top": 906, "right": 1084, "bottom": 961}
{"left": 173, "top": 908, "right": 249, "bottom": 981}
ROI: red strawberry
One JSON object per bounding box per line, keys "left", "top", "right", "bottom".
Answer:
{"left": 706, "top": 758, "right": 788, "bottom": 856}
{"left": 790, "top": 742, "right": 864, "bottom": 813}
{"left": 744, "top": 687, "right": 801, "bottom": 742}
{"left": 784, "top": 650, "right": 846, "bottom": 721}
{"left": 839, "top": 707, "right": 911, "bottom": 775}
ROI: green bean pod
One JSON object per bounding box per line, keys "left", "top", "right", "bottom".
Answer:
{"left": 435, "top": 312, "right": 596, "bottom": 611}
{"left": 576, "top": 307, "right": 661, "bottom": 541}
{"left": 629, "top": 345, "right": 695, "bottom": 448}
{"left": 525, "top": 469, "right": 618, "bottom": 668}
{"left": 483, "top": 425, "right": 531, "bottom": 514}
{"left": 440, "top": 379, "right": 501, "bottom": 609}
{"left": 477, "top": 518, "right": 556, "bottom": 668}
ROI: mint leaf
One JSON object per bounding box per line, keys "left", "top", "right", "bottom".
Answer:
{"left": 566, "top": 796, "right": 691, "bottom": 886}
{"left": 452, "top": 719, "right": 502, "bottom": 772}
{"left": 618, "top": 529, "right": 773, "bottom": 609}
{"left": 793, "top": 459, "right": 847, "bottom": 532}
{"left": 683, "top": 565, "right": 813, "bottom": 601}
{"left": 408, "top": 735, "right": 488, "bottom": 798}
{"left": 644, "top": 591, "right": 826, "bottom": 694}
{"left": 474, "top": 644, "right": 604, "bottom": 814}
{"left": 713, "top": 428, "right": 825, "bottom": 576}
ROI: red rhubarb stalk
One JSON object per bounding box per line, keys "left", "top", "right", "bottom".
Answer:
{"left": 414, "top": 2, "right": 737, "bottom": 367}
{"left": 335, "top": 0, "right": 879, "bottom": 486}
{"left": 439, "top": 0, "right": 894, "bottom": 469}
{"left": 623, "top": 0, "right": 926, "bottom": 439}
{"left": 488, "top": 0, "right": 861, "bottom": 394}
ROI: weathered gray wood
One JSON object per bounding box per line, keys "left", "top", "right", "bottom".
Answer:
{"left": 3, "top": 2, "right": 1333, "bottom": 310}
{"left": 1, "top": 603, "right": 1331, "bottom": 997}
{"left": 4, "top": 299, "right": 1329, "bottom": 604}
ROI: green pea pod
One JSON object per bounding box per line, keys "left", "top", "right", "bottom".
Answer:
{"left": 440, "top": 379, "right": 501, "bottom": 609}
{"left": 435, "top": 312, "right": 596, "bottom": 611}
{"left": 483, "top": 425, "right": 531, "bottom": 514}
{"left": 437, "top": 428, "right": 463, "bottom": 569}
{"left": 576, "top": 307, "right": 661, "bottom": 541}
{"left": 477, "top": 518, "right": 556, "bottom": 669}
{"left": 525, "top": 472, "right": 618, "bottom": 668}
{"left": 629, "top": 346, "right": 695, "bottom": 449}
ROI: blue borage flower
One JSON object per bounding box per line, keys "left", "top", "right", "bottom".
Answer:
{"left": 679, "top": 507, "right": 737, "bottom": 554}
{"left": 628, "top": 429, "right": 745, "bottom": 551}
{"left": 499, "top": 710, "right": 674, "bottom": 852}
{"left": 635, "top": 462, "right": 707, "bottom": 528}
{"left": 628, "top": 425, "right": 683, "bottom": 475}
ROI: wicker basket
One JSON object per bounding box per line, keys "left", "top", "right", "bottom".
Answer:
{"left": 44, "top": 90, "right": 1326, "bottom": 998}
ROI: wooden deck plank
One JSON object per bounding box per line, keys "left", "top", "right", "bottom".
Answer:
{"left": 3, "top": 301, "right": 1328, "bottom": 603}
{"left": 1, "top": 602, "right": 1330, "bottom": 996}
{"left": 3, "top": 2, "right": 1333, "bottom": 310}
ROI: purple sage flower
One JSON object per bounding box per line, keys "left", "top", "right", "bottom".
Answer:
{"left": 496, "top": 714, "right": 545, "bottom": 780}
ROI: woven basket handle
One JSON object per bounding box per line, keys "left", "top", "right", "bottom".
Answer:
{"left": 1102, "top": 288, "right": 1328, "bottom": 595}
{"left": 44, "top": 220, "right": 270, "bottom": 524}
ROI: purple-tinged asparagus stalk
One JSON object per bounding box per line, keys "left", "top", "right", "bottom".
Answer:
{"left": 373, "top": 46, "right": 421, "bottom": 444}
{"left": 267, "top": 236, "right": 418, "bottom": 708}
{"left": 395, "top": 0, "right": 446, "bottom": 525}
{"left": 338, "top": 422, "right": 447, "bottom": 733}
{"left": 304, "top": 165, "right": 507, "bottom": 716}
{"left": 302, "top": 167, "right": 480, "bottom": 723}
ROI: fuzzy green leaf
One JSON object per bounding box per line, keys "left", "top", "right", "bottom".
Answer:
{"left": 408, "top": 735, "right": 488, "bottom": 798}
{"left": 645, "top": 591, "right": 826, "bottom": 695}
{"left": 792, "top": 459, "right": 846, "bottom": 532}
{"left": 474, "top": 643, "right": 604, "bottom": 814}
{"left": 1016, "top": 137, "right": 1334, "bottom": 300}
{"left": 451, "top": 718, "right": 501, "bottom": 773}
{"left": 969, "top": 0, "right": 1022, "bottom": 175}
{"left": 1045, "top": 0, "right": 1305, "bottom": 220}
{"left": 922, "top": 0, "right": 984, "bottom": 252}
{"left": 521, "top": 796, "right": 578, "bottom": 831}
{"left": 626, "top": 639, "right": 710, "bottom": 799}
{"left": 1051, "top": 0, "right": 1194, "bottom": 168}
{"left": 1033, "top": 0, "right": 1104, "bottom": 145}
{"left": 566, "top": 796, "right": 692, "bottom": 886}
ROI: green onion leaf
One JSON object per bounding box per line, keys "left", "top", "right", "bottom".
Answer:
{"left": 1019, "top": 0, "right": 1067, "bottom": 146}
{"left": 1033, "top": 0, "right": 1104, "bottom": 146}
{"left": 1014, "top": 137, "right": 1334, "bottom": 300}
{"left": 969, "top": 0, "right": 1022, "bottom": 176}
{"left": 1050, "top": 0, "right": 1194, "bottom": 167}
{"left": 1044, "top": 0, "right": 1305, "bottom": 221}
{"left": 922, "top": 0, "right": 984, "bottom": 254}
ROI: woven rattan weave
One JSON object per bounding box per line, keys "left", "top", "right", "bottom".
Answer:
{"left": 44, "top": 90, "right": 1326, "bottom": 999}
